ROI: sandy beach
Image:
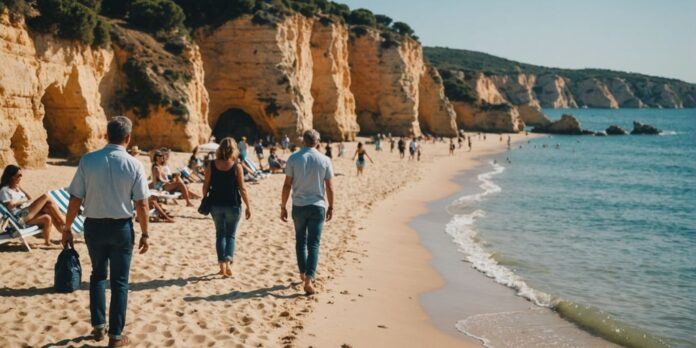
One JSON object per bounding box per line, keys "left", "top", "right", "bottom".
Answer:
{"left": 2, "top": 134, "right": 528, "bottom": 347}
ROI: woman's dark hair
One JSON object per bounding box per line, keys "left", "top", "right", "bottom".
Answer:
{"left": 1, "top": 165, "right": 21, "bottom": 188}
{"left": 357, "top": 142, "right": 363, "bottom": 149}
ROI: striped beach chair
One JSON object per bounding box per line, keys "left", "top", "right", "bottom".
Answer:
{"left": 48, "top": 188, "right": 85, "bottom": 235}
{"left": 0, "top": 204, "right": 44, "bottom": 251}
{"left": 243, "top": 158, "right": 268, "bottom": 178}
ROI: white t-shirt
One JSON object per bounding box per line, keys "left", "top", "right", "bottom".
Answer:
{"left": 0, "top": 186, "right": 28, "bottom": 214}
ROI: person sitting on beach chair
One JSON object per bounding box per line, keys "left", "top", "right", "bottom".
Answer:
{"left": 151, "top": 151, "right": 199, "bottom": 207}
{"left": 1, "top": 165, "right": 65, "bottom": 246}
{"left": 267, "top": 147, "right": 286, "bottom": 174}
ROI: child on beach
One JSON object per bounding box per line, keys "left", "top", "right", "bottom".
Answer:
{"left": 398, "top": 137, "right": 406, "bottom": 159}
{"left": 338, "top": 142, "right": 345, "bottom": 157}
{"left": 408, "top": 138, "right": 417, "bottom": 160}
{"left": 449, "top": 138, "right": 456, "bottom": 155}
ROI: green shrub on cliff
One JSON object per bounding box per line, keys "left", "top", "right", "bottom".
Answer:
{"left": 0, "top": 0, "right": 31, "bottom": 16}
{"left": 347, "top": 8, "right": 375, "bottom": 26}
{"left": 375, "top": 14, "right": 392, "bottom": 26}
{"left": 391, "top": 21, "right": 414, "bottom": 37}
{"left": 128, "top": 0, "right": 185, "bottom": 33}
{"left": 92, "top": 17, "right": 111, "bottom": 47}
{"left": 31, "top": 0, "right": 96, "bottom": 45}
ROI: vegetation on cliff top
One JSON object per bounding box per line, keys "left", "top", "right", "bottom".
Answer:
{"left": 424, "top": 46, "right": 692, "bottom": 85}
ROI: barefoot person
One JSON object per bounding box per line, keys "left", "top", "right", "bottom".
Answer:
{"left": 280, "top": 130, "right": 334, "bottom": 295}
{"left": 1, "top": 165, "right": 66, "bottom": 246}
{"left": 62, "top": 116, "right": 150, "bottom": 347}
{"left": 352, "top": 142, "right": 374, "bottom": 176}
{"left": 202, "top": 138, "right": 252, "bottom": 277}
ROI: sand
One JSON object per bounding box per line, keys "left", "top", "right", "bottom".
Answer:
{"left": 0, "top": 134, "right": 527, "bottom": 347}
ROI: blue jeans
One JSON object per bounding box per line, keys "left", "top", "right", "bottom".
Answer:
{"left": 210, "top": 205, "right": 242, "bottom": 263}
{"left": 292, "top": 205, "right": 325, "bottom": 279}
{"left": 84, "top": 218, "right": 134, "bottom": 340}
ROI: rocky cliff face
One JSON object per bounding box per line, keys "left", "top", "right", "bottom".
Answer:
{"left": 0, "top": 13, "right": 111, "bottom": 168}
{"left": 348, "top": 28, "right": 457, "bottom": 137}
{"left": 349, "top": 28, "right": 423, "bottom": 136}
{"left": 535, "top": 74, "right": 578, "bottom": 108}
{"left": 417, "top": 66, "right": 458, "bottom": 136}
{"left": 102, "top": 26, "right": 211, "bottom": 151}
{"left": 197, "top": 14, "right": 315, "bottom": 141}
{"left": 452, "top": 102, "right": 524, "bottom": 133}
{"left": 310, "top": 18, "right": 358, "bottom": 141}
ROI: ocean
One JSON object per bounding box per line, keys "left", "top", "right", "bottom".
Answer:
{"left": 446, "top": 109, "right": 695, "bottom": 347}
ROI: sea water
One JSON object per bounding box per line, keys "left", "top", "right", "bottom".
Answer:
{"left": 447, "top": 109, "right": 695, "bottom": 347}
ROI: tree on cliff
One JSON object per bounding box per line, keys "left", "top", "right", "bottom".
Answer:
{"left": 129, "top": 0, "right": 186, "bottom": 33}
{"left": 375, "top": 14, "right": 393, "bottom": 26}
{"left": 347, "top": 8, "right": 376, "bottom": 26}
{"left": 391, "top": 21, "right": 414, "bottom": 37}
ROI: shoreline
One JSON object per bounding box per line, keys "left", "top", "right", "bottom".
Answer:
{"left": 298, "top": 134, "right": 539, "bottom": 347}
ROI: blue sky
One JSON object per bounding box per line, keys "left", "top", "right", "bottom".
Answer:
{"left": 341, "top": 0, "right": 696, "bottom": 83}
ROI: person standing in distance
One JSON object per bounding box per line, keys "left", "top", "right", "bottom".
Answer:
{"left": 280, "top": 130, "right": 334, "bottom": 295}
{"left": 62, "top": 116, "right": 150, "bottom": 347}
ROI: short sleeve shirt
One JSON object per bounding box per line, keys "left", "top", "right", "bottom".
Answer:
{"left": 68, "top": 144, "right": 150, "bottom": 219}
{"left": 285, "top": 147, "right": 334, "bottom": 208}
{"left": 0, "top": 186, "right": 28, "bottom": 215}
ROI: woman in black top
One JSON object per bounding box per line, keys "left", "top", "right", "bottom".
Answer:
{"left": 202, "top": 137, "right": 252, "bottom": 277}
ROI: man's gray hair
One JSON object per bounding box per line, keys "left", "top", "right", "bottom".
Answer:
{"left": 303, "top": 129, "right": 321, "bottom": 147}
{"left": 107, "top": 116, "right": 132, "bottom": 144}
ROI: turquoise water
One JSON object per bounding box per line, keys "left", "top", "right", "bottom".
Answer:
{"left": 450, "top": 109, "right": 695, "bottom": 347}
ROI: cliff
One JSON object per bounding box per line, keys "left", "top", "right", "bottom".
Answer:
{"left": 349, "top": 27, "right": 457, "bottom": 137}
{"left": 310, "top": 18, "right": 359, "bottom": 141}
{"left": 452, "top": 102, "right": 524, "bottom": 133}
{"left": 425, "top": 46, "right": 696, "bottom": 109}
{"left": 196, "top": 14, "right": 315, "bottom": 142}
{"left": 0, "top": 12, "right": 111, "bottom": 168}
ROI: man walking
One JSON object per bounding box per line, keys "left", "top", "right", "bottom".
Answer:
{"left": 280, "top": 130, "right": 334, "bottom": 295}
{"left": 62, "top": 116, "right": 150, "bottom": 347}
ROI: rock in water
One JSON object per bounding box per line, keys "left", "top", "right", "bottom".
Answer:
{"left": 605, "top": 125, "right": 628, "bottom": 135}
{"left": 532, "top": 114, "right": 583, "bottom": 135}
{"left": 630, "top": 122, "right": 661, "bottom": 135}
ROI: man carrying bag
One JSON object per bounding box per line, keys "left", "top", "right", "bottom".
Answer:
{"left": 62, "top": 116, "right": 150, "bottom": 347}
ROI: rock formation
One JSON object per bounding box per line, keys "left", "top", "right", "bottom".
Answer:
{"left": 573, "top": 78, "right": 619, "bottom": 108}
{"left": 102, "top": 26, "right": 211, "bottom": 151}
{"left": 349, "top": 28, "right": 423, "bottom": 136}
{"left": 605, "top": 125, "right": 627, "bottom": 135}
{"left": 197, "top": 14, "right": 315, "bottom": 141}
{"left": 417, "top": 66, "right": 458, "bottom": 136}
{"left": 309, "top": 18, "right": 358, "bottom": 141}
{"left": 453, "top": 102, "right": 524, "bottom": 133}
{"left": 516, "top": 102, "right": 551, "bottom": 127}
{"left": 630, "top": 122, "right": 660, "bottom": 135}
{"left": 0, "top": 12, "right": 111, "bottom": 168}
{"left": 532, "top": 114, "right": 583, "bottom": 135}
{"left": 535, "top": 74, "right": 578, "bottom": 108}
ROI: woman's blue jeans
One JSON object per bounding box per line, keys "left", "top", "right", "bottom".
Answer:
{"left": 210, "top": 205, "right": 242, "bottom": 263}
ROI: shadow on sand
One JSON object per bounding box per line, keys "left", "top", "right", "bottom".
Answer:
{"left": 0, "top": 274, "right": 219, "bottom": 298}
{"left": 183, "top": 283, "right": 304, "bottom": 302}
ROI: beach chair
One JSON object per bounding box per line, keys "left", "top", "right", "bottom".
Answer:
{"left": 149, "top": 190, "right": 181, "bottom": 204}
{"left": 0, "top": 204, "right": 44, "bottom": 251}
{"left": 48, "top": 188, "right": 85, "bottom": 235}
{"left": 243, "top": 158, "right": 268, "bottom": 178}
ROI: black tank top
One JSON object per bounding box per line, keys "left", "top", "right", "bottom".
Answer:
{"left": 209, "top": 162, "right": 241, "bottom": 207}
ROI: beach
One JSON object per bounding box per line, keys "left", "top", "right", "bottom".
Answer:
{"left": 0, "top": 133, "right": 577, "bottom": 347}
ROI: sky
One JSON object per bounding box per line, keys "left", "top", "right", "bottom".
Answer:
{"left": 340, "top": 0, "right": 696, "bottom": 83}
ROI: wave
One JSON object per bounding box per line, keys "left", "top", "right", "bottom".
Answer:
{"left": 659, "top": 130, "right": 678, "bottom": 136}
{"left": 447, "top": 162, "right": 672, "bottom": 348}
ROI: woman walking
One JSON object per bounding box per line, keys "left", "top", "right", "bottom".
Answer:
{"left": 352, "top": 142, "right": 374, "bottom": 176}
{"left": 203, "top": 138, "right": 252, "bottom": 277}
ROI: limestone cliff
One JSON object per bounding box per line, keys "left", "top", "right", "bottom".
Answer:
{"left": 349, "top": 28, "right": 423, "bottom": 136}
{"left": 197, "top": 14, "right": 314, "bottom": 141}
{"left": 418, "top": 66, "right": 457, "bottom": 136}
{"left": 310, "top": 18, "right": 358, "bottom": 141}
{"left": 424, "top": 46, "right": 696, "bottom": 110}
{"left": 452, "top": 102, "right": 524, "bottom": 133}
{"left": 534, "top": 74, "right": 578, "bottom": 108}
{"left": 0, "top": 12, "right": 111, "bottom": 168}
{"left": 102, "top": 26, "right": 211, "bottom": 151}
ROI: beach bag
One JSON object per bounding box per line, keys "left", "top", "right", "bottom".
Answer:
{"left": 54, "top": 247, "right": 82, "bottom": 293}
{"left": 198, "top": 194, "right": 212, "bottom": 216}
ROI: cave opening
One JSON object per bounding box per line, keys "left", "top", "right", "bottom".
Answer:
{"left": 212, "top": 108, "right": 265, "bottom": 144}
{"left": 40, "top": 80, "right": 89, "bottom": 158}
